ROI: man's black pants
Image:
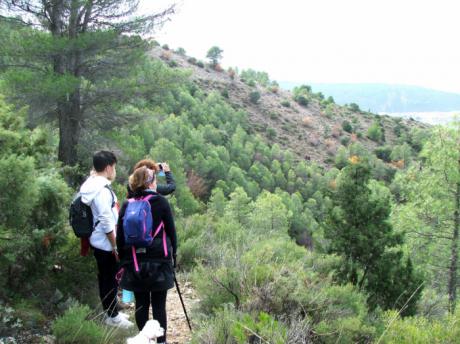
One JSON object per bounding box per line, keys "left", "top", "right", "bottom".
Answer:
{"left": 93, "top": 248, "right": 119, "bottom": 318}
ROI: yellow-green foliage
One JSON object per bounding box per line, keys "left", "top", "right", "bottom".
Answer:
{"left": 0, "top": 96, "right": 71, "bottom": 294}
{"left": 191, "top": 307, "right": 288, "bottom": 344}
{"left": 315, "top": 318, "right": 376, "bottom": 344}
{"left": 379, "top": 310, "right": 460, "bottom": 343}
{"left": 52, "top": 305, "right": 106, "bottom": 344}
{"left": 192, "top": 234, "right": 376, "bottom": 341}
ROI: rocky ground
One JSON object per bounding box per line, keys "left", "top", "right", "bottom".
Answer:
{"left": 163, "top": 279, "right": 196, "bottom": 343}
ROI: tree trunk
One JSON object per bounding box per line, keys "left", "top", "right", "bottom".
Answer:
{"left": 448, "top": 160, "right": 460, "bottom": 313}
{"left": 54, "top": 0, "right": 85, "bottom": 166}
{"left": 57, "top": 91, "right": 81, "bottom": 166}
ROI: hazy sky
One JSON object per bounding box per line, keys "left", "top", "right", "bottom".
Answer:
{"left": 140, "top": 0, "right": 460, "bottom": 94}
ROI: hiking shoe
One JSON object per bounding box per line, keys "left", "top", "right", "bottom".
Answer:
{"left": 105, "top": 313, "right": 134, "bottom": 329}
{"left": 103, "top": 311, "right": 130, "bottom": 321}
{"left": 118, "top": 311, "right": 130, "bottom": 320}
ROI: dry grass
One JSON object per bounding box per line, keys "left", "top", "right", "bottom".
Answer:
{"left": 331, "top": 124, "right": 342, "bottom": 138}
{"left": 302, "top": 116, "right": 314, "bottom": 128}
{"left": 227, "top": 68, "right": 236, "bottom": 79}
{"left": 350, "top": 133, "right": 358, "bottom": 143}
{"left": 325, "top": 138, "right": 337, "bottom": 155}
{"left": 308, "top": 134, "right": 321, "bottom": 147}
{"left": 391, "top": 159, "right": 405, "bottom": 169}
{"left": 160, "top": 50, "right": 172, "bottom": 61}
{"left": 213, "top": 63, "right": 224, "bottom": 72}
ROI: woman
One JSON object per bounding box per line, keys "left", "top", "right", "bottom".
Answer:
{"left": 117, "top": 166, "right": 177, "bottom": 344}
{"left": 127, "top": 159, "right": 176, "bottom": 198}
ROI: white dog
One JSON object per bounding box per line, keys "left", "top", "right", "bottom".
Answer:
{"left": 126, "top": 319, "right": 165, "bottom": 344}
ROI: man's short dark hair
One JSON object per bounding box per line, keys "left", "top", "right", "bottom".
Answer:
{"left": 93, "top": 151, "right": 117, "bottom": 172}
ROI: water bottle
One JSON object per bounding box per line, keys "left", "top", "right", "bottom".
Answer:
{"left": 122, "top": 289, "right": 134, "bottom": 303}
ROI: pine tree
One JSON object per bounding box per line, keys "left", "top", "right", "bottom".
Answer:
{"left": 325, "top": 157, "right": 422, "bottom": 315}
{"left": 206, "top": 46, "right": 223, "bottom": 68}
{"left": 0, "top": 1, "right": 174, "bottom": 166}
{"left": 393, "top": 123, "right": 460, "bottom": 313}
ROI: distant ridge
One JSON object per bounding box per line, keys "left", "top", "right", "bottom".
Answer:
{"left": 278, "top": 82, "right": 460, "bottom": 113}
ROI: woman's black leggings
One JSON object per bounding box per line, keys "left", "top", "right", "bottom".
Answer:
{"left": 134, "top": 290, "right": 168, "bottom": 343}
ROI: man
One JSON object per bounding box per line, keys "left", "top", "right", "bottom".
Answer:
{"left": 80, "top": 150, "right": 133, "bottom": 329}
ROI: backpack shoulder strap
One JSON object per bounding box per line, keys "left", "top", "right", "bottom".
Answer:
{"left": 142, "top": 194, "right": 155, "bottom": 202}
{"left": 104, "top": 184, "right": 115, "bottom": 208}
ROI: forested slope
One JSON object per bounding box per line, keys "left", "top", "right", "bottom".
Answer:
{"left": 0, "top": 11, "right": 459, "bottom": 343}
{"left": 149, "top": 46, "right": 429, "bottom": 166}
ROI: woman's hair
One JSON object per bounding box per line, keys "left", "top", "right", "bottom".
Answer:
{"left": 132, "top": 159, "right": 159, "bottom": 173}
{"left": 128, "top": 166, "right": 156, "bottom": 192}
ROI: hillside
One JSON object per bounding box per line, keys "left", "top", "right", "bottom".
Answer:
{"left": 3, "top": 5, "right": 460, "bottom": 343}
{"left": 150, "top": 47, "right": 429, "bottom": 166}
{"left": 280, "top": 82, "right": 460, "bottom": 113}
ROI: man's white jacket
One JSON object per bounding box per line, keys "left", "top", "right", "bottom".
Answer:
{"left": 80, "top": 175, "right": 118, "bottom": 251}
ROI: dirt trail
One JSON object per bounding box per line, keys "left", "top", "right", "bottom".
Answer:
{"left": 165, "top": 280, "right": 196, "bottom": 344}
{"left": 123, "top": 278, "right": 197, "bottom": 344}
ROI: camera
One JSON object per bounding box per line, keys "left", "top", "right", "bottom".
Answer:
{"left": 157, "top": 163, "right": 165, "bottom": 177}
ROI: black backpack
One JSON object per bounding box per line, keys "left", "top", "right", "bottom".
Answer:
{"left": 69, "top": 185, "right": 114, "bottom": 238}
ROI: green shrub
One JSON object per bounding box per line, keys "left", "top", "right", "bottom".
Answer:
{"left": 0, "top": 155, "right": 38, "bottom": 229}
{"left": 221, "top": 88, "right": 229, "bottom": 98}
{"left": 292, "top": 85, "right": 311, "bottom": 107}
{"left": 0, "top": 157, "right": 71, "bottom": 293}
{"left": 175, "top": 47, "right": 186, "bottom": 56}
{"left": 295, "top": 94, "right": 309, "bottom": 106}
{"left": 240, "top": 69, "right": 271, "bottom": 87}
{"left": 342, "top": 120, "right": 353, "bottom": 133}
{"left": 192, "top": 263, "right": 245, "bottom": 314}
{"left": 233, "top": 312, "right": 287, "bottom": 344}
{"left": 196, "top": 60, "right": 205, "bottom": 68}
{"left": 324, "top": 103, "right": 335, "bottom": 118}
{"left": 374, "top": 146, "right": 393, "bottom": 162}
{"left": 367, "top": 121, "right": 384, "bottom": 142}
{"left": 52, "top": 304, "right": 106, "bottom": 344}
{"left": 175, "top": 214, "right": 212, "bottom": 269}
{"left": 191, "top": 307, "right": 288, "bottom": 344}
{"left": 187, "top": 57, "right": 197, "bottom": 65}
{"left": 249, "top": 91, "right": 261, "bottom": 104}
{"left": 269, "top": 112, "right": 279, "bottom": 120}
{"left": 379, "top": 310, "right": 460, "bottom": 343}
{"left": 281, "top": 100, "right": 290, "bottom": 107}
{"left": 161, "top": 44, "right": 169, "bottom": 50}
{"left": 12, "top": 299, "right": 46, "bottom": 330}
{"left": 267, "top": 128, "right": 277, "bottom": 139}
{"left": 168, "top": 60, "right": 178, "bottom": 68}
{"left": 247, "top": 79, "right": 256, "bottom": 87}
{"left": 340, "top": 136, "right": 351, "bottom": 146}
{"left": 348, "top": 103, "right": 361, "bottom": 112}
{"left": 393, "top": 122, "right": 407, "bottom": 138}
{"left": 315, "top": 315, "right": 376, "bottom": 344}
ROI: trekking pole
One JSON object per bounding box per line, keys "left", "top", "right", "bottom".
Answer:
{"left": 174, "top": 275, "right": 192, "bottom": 331}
